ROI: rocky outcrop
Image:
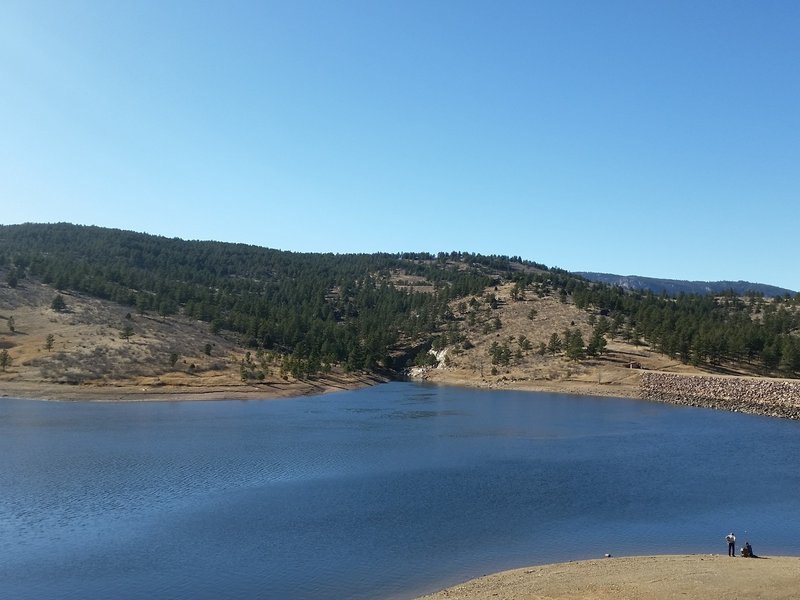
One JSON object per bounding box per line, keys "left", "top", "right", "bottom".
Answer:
{"left": 640, "top": 372, "right": 800, "bottom": 419}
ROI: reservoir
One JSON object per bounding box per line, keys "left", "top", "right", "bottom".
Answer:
{"left": 2, "top": 382, "right": 800, "bottom": 599}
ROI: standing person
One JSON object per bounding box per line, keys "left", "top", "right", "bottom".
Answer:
{"left": 726, "top": 532, "right": 736, "bottom": 557}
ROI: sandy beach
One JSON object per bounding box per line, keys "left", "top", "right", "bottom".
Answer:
{"left": 416, "top": 554, "right": 800, "bottom": 600}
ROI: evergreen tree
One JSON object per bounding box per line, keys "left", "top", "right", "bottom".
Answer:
{"left": 51, "top": 294, "right": 66, "bottom": 312}
{"left": 565, "top": 329, "right": 585, "bottom": 360}
{"left": 586, "top": 326, "right": 607, "bottom": 356}
{"left": 0, "top": 349, "right": 11, "bottom": 371}
{"left": 547, "top": 333, "right": 562, "bottom": 355}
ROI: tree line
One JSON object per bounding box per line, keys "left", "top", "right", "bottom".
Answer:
{"left": 2, "top": 223, "right": 798, "bottom": 379}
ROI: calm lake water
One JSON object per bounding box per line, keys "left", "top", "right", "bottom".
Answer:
{"left": 2, "top": 382, "right": 800, "bottom": 599}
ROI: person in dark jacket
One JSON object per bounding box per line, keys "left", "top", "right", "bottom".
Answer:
{"left": 742, "top": 542, "right": 757, "bottom": 558}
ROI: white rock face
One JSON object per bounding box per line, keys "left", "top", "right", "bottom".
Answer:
{"left": 407, "top": 348, "right": 449, "bottom": 379}
{"left": 407, "top": 366, "right": 427, "bottom": 379}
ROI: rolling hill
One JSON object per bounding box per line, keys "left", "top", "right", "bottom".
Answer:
{"left": 1, "top": 223, "right": 798, "bottom": 399}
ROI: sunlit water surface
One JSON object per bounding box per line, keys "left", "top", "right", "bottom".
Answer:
{"left": 2, "top": 382, "right": 800, "bottom": 599}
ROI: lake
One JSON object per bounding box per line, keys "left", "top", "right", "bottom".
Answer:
{"left": 2, "top": 382, "right": 800, "bottom": 599}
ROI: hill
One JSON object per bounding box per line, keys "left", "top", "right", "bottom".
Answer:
{"left": 1, "top": 223, "right": 799, "bottom": 400}
{"left": 410, "top": 280, "right": 710, "bottom": 398}
{"left": 0, "top": 276, "right": 386, "bottom": 400}
{"left": 576, "top": 272, "right": 796, "bottom": 297}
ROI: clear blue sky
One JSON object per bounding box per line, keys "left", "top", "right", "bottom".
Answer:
{"left": 2, "top": 1, "right": 798, "bottom": 290}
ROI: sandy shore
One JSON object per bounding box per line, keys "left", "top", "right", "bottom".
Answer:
{"left": 0, "top": 372, "right": 631, "bottom": 403}
{"left": 416, "top": 554, "right": 800, "bottom": 600}
{"left": 0, "top": 373, "right": 388, "bottom": 402}
{"left": 412, "top": 370, "right": 644, "bottom": 400}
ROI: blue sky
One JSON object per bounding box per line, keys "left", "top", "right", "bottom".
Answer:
{"left": 2, "top": 1, "right": 798, "bottom": 290}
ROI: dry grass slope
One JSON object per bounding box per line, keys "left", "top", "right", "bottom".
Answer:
{"left": 414, "top": 282, "right": 709, "bottom": 398}
{"left": 0, "top": 276, "right": 380, "bottom": 401}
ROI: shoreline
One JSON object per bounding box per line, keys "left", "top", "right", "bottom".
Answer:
{"left": 0, "top": 373, "right": 389, "bottom": 402}
{"left": 0, "top": 370, "right": 645, "bottom": 403}
{"left": 412, "top": 374, "right": 643, "bottom": 399}
{"left": 4, "top": 369, "right": 799, "bottom": 424}
{"left": 415, "top": 554, "right": 800, "bottom": 599}
{"left": 0, "top": 370, "right": 788, "bottom": 405}
{"left": 0, "top": 374, "right": 648, "bottom": 404}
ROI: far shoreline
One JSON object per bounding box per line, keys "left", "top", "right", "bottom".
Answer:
{"left": 4, "top": 372, "right": 799, "bottom": 425}
{"left": 0, "top": 372, "right": 390, "bottom": 403}
{"left": 0, "top": 371, "right": 645, "bottom": 404}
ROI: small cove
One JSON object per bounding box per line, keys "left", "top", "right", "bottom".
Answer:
{"left": 2, "top": 382, "right": 800, "bottom": 599}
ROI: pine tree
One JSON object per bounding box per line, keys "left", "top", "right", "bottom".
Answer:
{"left": 0, "top": 349, "right": 11, "bottom": 371}
{"left": 51, "top": 295, "right": 66, "bottom": 312}
{"left": 565, "top": 329, "right": 585, "bottom": 360}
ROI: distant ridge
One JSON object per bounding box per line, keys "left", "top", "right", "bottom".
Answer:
{"left": 575, "top": 272, "right": 796, "bottom": 298}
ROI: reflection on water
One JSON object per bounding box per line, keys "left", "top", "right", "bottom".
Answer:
{"left": 387, "top": 409, "right": 464, "bottom": 419}
{"left": 2, "top": 382, "right": 800, "bottom": 599}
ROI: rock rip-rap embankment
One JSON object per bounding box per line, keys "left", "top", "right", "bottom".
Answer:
{"left": 640, "top": 372, "right": 800, "bottom": 419}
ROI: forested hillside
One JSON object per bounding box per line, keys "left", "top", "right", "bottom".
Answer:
{"left": 1, "top": 223, "right": 799, "bottom": 382}
{"left": 0, "top": 223, "right": 522, "bottom": 377}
